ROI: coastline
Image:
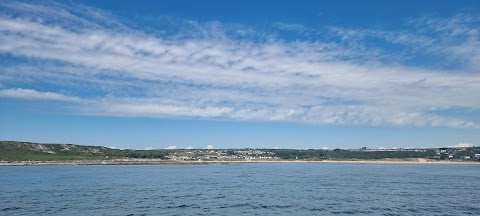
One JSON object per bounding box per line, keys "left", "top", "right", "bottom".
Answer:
{"left": 1, "top": 158, "right": 479, "bottom": 166}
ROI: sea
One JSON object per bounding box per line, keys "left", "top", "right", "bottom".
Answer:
{"left": 1, "top": 163, "right": 479, "bottom": 216}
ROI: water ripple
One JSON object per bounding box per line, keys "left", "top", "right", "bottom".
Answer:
{"left": 0, "top": 163, "right": 479, "bottom": 215}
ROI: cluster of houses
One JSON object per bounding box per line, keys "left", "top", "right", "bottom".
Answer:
{"left": 432, "top": 148, "right": 480, "bottom": 160}
{"left": 164, "top": 147, "right": 480, "bottom": 161}
{"left": 353, "top": 147, "right": 429, "bottom": 152}
{"left": 166, "top": 149, "right": 278, "bottom": 161}
{"left": 353, "top": 146, "right": 480, "bottom": 161}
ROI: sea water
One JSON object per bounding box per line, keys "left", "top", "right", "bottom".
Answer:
{"left": 1, "top": 163, "right": 479, "bottom": 215}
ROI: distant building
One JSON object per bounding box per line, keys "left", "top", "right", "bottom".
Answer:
{"left": 437, "top": 148, "right": 449, "bottom": 160}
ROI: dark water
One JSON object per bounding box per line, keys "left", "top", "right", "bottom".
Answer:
{"left": 1, "top": 163, "right": 479, "bottom": 216}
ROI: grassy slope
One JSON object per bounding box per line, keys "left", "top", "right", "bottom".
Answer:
{"left": 0, "top": 141, "right": 167, "bottom": 161}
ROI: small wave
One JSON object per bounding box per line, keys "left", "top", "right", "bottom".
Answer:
{"left": 219, "top": 203, "right": 294, "bottom": 210}
{"left": 309, "top": 207, "right": 326, "bottom": 211}
{"left": 2, "top": 207, "right": 22, "bottom": 211}
{"left": 330, "top": 209, "right": 374, "bottom": 214}
{"left": 164, "top": 204, "right": 201, "bottom": 209}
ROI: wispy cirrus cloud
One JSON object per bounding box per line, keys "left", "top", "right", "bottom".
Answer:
{"left": 0, "top": 1, "right": 479, "bottom": 128}
{"left": 329, "top": 14, "right": 480, "bottom": 70}
{"left": 0, "top": 88, "right": 82, "bottom": 102}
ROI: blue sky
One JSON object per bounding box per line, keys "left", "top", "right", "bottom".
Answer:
{"left": 1, "top": 0, "right": 479, "bottom": 149}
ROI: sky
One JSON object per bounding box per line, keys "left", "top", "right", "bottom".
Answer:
{"left": 0, "top": 0, "right": 479, "bottom": 149}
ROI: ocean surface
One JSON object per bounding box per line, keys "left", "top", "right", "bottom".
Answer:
{"left": 1, "top": 163, "right": 479, "bottom": 216}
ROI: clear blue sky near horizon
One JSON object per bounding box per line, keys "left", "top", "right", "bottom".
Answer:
{"left": 1, "top": 0, "right": 479, "bottom": 149}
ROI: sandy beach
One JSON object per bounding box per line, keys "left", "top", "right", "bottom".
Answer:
{"left": 1, "top": 158, "right": 479, "bottom": 166}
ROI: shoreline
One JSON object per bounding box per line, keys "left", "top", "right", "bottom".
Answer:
{"left": 1, "top": 158, "right": 479, "bottom": 166}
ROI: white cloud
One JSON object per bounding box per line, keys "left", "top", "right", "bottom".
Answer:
{"left": 165, "top": 146, "right": 177, "bottom": 150}
{"left": 206, "top": 145, "right": 214, "bottom": 149}
{"left": 450, "top": 143, "right": 474, "bottom": 148}
{"left": 0, "top": 2, "right": 479, "bottom": 128}
{"left": 184, "top": 146, "right": 194, "bottom": 150}
{"left": 97, "top": 102, "right": 234, "bottom": 118}
{"left": 0, "top": 88, "right": 82, "bottom": 102}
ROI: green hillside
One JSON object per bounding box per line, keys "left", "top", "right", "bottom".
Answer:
{"left": 0, "top": 141, "right": 167, "bottom": 161}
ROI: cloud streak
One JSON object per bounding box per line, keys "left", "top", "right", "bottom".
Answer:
{"left": 0, "top": 88, "right": 81, "bottom": 102}
{"left": 0, "top": 1, "right": 479, "bottom": 128}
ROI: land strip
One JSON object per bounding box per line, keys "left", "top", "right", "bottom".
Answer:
{"left": 1, "top": 141, "right": 479, "bottom": 166}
